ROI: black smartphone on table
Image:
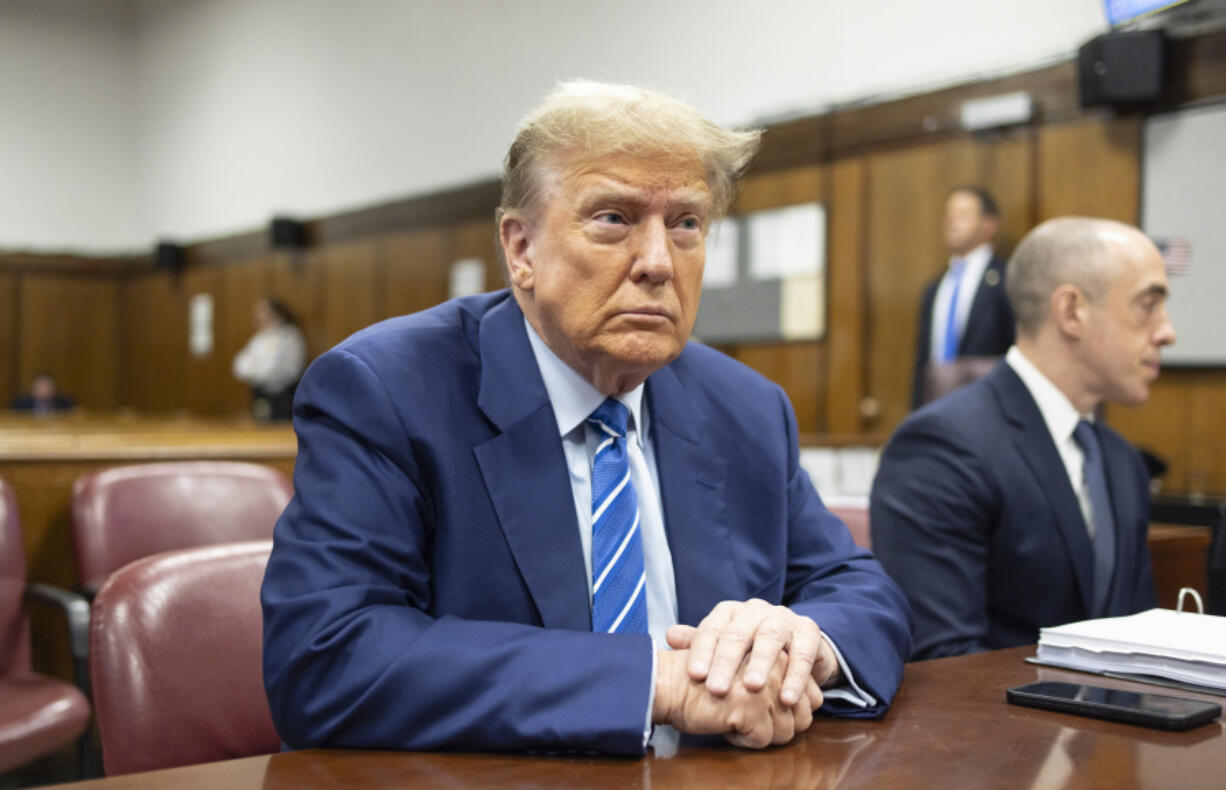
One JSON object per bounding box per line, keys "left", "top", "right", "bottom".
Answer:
{"left": 1007, "top": 681, "right": 1222, "bottom": 731}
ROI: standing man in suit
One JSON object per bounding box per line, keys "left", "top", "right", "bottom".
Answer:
{"left": 262, "top": 81, "right": 911, "bottom": 755}
{"left": 872, "top": 217, "right": 1175, "bottom": 660}
{"left": 912, "top": 186, "right": 1015, "bottom": 408}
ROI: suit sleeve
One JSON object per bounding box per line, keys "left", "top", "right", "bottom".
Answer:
{"left": 776, "top": 390, "right": 912, "bottom": 715}
{"left": 261, "top": 348, "right": 653, "bottom": 755}
{"left": 869, "top": 411, "right": 997, "bottom": 660}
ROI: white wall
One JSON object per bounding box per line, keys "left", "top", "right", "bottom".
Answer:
{"left": 5, "top": 0, "right": 1111, "bottom": 253}
{"left": 0, "top": 0, "right": 140, "bottom": 253}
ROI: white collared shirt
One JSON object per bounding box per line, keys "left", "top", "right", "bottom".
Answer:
{"left": 1004, "top": 346, "right": 1096, "bottom": 537}
{"left": 930, "top": 243, "right": 994, "bottom": 362}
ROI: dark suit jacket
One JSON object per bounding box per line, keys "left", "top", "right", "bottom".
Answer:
{"left": 871, "top": 362, "right": 1155, "bottom": 660}
{"left": 261, "top": 291, "right": 911, "bottom": 755}
{"left": 911, "top": 254, "right": 1015, "bottom": 408}
{"left": 9, "top": 394, "right": 75, "bottom": 412}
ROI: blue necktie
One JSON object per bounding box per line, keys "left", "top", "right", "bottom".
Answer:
{"left": 1073, "top": 420, "right": 1117, "bottom": 617}
{"left": 941, "top": 258, "right": 967, "bottom": 362}
{"left": 587, "top": 398, "right": 648, "bottom": 634}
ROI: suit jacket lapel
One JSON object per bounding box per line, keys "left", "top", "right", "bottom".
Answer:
{"left": 472, "top": 296, "right": 590, "bottom": 631}
{"left": 960, "top": 255, "right": 1005, "bottom": 353}
{"left": 647, "top": 364, "right": 736, "bottom": 626}
{"left": 988, "top": 365, "right": 1096, "bottom": 614}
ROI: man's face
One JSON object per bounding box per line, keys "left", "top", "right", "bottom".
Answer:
{"left": 32, "top": 376, "right": 55, "bottom": 400}
{"left": 942, "top": 191, "right": 996, "bottom": 256}
{"left": 504, "top": 151, "right": 712, "bottom": 395}
{"left": 1079, "top": 233, "right": 1176, "bottom": 406}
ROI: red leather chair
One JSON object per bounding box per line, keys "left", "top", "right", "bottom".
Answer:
{"left": 89, "top": 540, "right": 280, "bottom": 775}
{"left": 0, "top": 478, "right": 92, "bottom": 775}
{"left": 828, "top": 504, "right": 871, "bottom": 550}
{"left": 72, "top": 461, "right": 292, "bottom": 595}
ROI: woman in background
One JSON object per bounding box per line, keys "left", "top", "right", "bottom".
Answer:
{"left": 233, "top": 298, "right": 306, "bottom": 421}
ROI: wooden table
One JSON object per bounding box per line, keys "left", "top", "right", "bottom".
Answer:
{"left": 50, "top": 646, "right": 1225, "bottom": 789}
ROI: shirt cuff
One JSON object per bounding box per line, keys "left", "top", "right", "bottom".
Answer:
{"left": 819, "top": 632, "right": 877, "bottom": 709}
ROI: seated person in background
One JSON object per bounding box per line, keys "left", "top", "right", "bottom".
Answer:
{"left": 9, "top": 371, "right": 75, "bottom": 414}
{"left": 912, "top": 186, "right": 1014, "bottom": 409}
{"left": 871, "top": 217, "right": 1176, "bottom": 660}
{"left": 261, "top": 80, "right": 911, "bottom": 756}
{"left": 232, "top": 298, "right": 306, "bottom": 421}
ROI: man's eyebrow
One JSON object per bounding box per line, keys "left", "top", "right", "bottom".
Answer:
{"left": 1134, "top": 283, "right": 1169, "bottom": 300}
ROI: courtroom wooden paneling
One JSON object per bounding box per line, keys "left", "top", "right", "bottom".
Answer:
{"left": 0, "top": 271, "right": 16, "bottom": 406}
{"left": 318, "top": 240, "right": 381, "bottom": 351}
{"left": 1036, "top": 115, "right": 1141, "bottom": 223}
{"left": 267, "top": 250, "right": 324, "bottom": 361}
{"left": 1107, "top": 368, "right": 1226, "bottom": 499}
{"left": 449, "top": 218, "right": 502, "bottom": 293}
{"left": 179, "top": 266, "right": 231, "bottom": 415}
{"left": 1148, "top": 524, "right": 1212, "bottom": 609}
{"left": 384, "top": 228, "right": 449, "bottom": 318}
{"left": 863, "top": 131, "right": 1034, "bottom": 433}
{"left": 17, "top": 274, "right": 120, "bottom": 410}
{"left": 730, "top": 342, "right": 826, "bottom": 435}
{"left": 119, "top": 271, "right": 188, "bottom": 412}
{"left": 825, "top": 158, "right": 868, "bottom": 433}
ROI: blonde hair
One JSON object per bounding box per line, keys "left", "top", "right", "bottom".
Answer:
{"left": 498, "top": 80, "right": 761, "bottom": 223}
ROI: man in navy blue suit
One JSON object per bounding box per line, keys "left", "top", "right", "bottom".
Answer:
{"left": 872, "top": 217, "right": 1176, "bottom": 660}
{"left": 911, "top": 187, "right": 1015, "bottom": 409}
{"left": 261, "top": 81, "right": 911, "bottom": 755}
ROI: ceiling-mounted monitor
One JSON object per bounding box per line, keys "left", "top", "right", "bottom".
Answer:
{"left": 1103, "top": 0, "right": 1193, "bottom": 26}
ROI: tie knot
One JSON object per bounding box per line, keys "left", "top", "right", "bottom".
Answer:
{"left": 950, "top": 257, "right": 967, "bottom": 275}
{"left": 1073, "top": 420, "right": 1099, "bottom": 459}
{"left": 588, "top": 398, "right": 629, "bottom": 438}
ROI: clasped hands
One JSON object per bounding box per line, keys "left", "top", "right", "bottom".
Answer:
{"left": 651, "top": 599, "right": 840, "bottom": 749}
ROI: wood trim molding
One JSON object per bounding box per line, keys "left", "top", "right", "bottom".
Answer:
{"left": 0, "top": 252, "right": 145, "bottom": 278}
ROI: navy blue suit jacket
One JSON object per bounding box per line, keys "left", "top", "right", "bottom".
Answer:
{"left": 261, "top": 291, "right": 911, "bottom": 755}
{"left": 911, "top": 254, "right": 1015, "bottom": 408}
{"left": 872, "top": 362, "right": 1156, "bottom": 660}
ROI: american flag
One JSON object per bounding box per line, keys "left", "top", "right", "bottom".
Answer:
{"left": 1154, "top": 236, "right": 1191, "bottom": 275}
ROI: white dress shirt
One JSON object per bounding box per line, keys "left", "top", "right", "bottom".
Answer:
{"left": 930, "top": 243, "right": 994, "bottom": 362}
{"left": 1004, "top": 346, "right": 1096, "bottom": 537}
{"left": 232, "top": 324, "right": 307, "bottom": 392}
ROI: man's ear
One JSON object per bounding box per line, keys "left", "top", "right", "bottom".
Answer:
{"left": 499, "top": 213, "right": 535, "bottom": 291}
{"left": 1050, "top": 284, "right": 1087, "bottom": 339}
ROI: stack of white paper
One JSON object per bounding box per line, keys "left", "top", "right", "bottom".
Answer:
{"left": 1036, "top": 609, "right": 1226, "bottom": 691}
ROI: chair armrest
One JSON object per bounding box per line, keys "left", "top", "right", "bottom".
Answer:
{"left": 25, "top": 583, "right": 92, "bottom": 696}
{"left": 25, "top": 583, "right": 90, "bottom": 661}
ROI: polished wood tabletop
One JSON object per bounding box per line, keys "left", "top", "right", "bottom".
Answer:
{"left": 50, "top": 645, "right": 1224, "bottom": 789}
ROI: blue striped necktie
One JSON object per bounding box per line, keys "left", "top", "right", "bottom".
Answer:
{"left": 587, "top": 398, "right": 648, "bottom": 634}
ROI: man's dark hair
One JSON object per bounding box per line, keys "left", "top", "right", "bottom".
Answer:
{"left": 265, "top": 298, "right": 299, "bottom": 327}
{"left": 949, "top": 185, "right": 999, "bottom": 219}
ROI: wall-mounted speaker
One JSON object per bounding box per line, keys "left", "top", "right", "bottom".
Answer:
{"left": 270, "top": 217, "right": 308, "bottom": 248}
{"left": 154, "top": 242, "right": 185, "bottom": 274}
{"left": 1078, "top": 30, "right": 1167, "bottom": 108}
